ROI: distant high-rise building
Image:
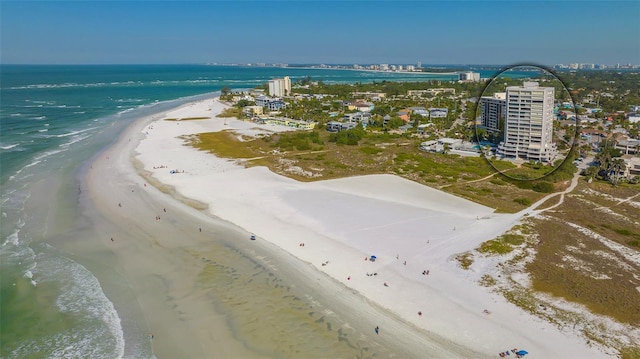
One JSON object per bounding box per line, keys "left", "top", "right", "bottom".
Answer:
{"left": 417, "top": 61, "right": 421, "bottom": 69}
{"left": 497, "top": 82, "right": 557, "bottom": 162}
{"left": 268, "top": 76, "right": 291, "bottom": 97}
{"left": 458, "top": 71, "right": 480, "bottom": 82}
{"left": 479, "top": 92, "right": 506, "bottom": 132}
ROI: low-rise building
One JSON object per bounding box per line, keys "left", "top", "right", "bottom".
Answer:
{"left": 243, "top": 105, "right": 263, "bottom": 116}
{"left": 261, "top": 117, "right": 315, "bottom": 130}
{"left": 343, "top": 112, "right": 371, "bottom": 122}
{"left": 615, "top": 139, "right": 640, "bottom": 155}
{"left": 429, "top": 108, "right": 448, "bottom": 119}
{"left": 408, "top": 106, "right": 429, "bottom": 117}
{"left": 397, "top": 110, "right": 411, "bottom": 122}
{"left": 351, "top": 92, "right": 386, "bottom": 101}
{"left": 623, "top": 156, "right": 640, "bottom": 178}
{"left": 266, "top": 100, "right": 286, "bottom": 111}
{"left": 628, "top": 113, "right": 640, "bottom": 123}
{"left": 255, "top": 95, "right": 286, "bottom": 111}
{"left": 326, "top": 121, "right": 342, "bottom": 132}
{"left": 417, "top": 123, "right": 434, "bottom": 135}
{"left": 407, "top": 88, "right": 456, "bottom": 97}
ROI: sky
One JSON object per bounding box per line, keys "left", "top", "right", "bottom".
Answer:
{"left": 1, "top": 1, "right": 639, "bottom": 66}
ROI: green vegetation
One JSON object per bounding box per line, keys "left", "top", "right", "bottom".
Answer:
{"left": 524, "top": 181, "right": 640, "bottom": 326}
{"left": 456, "top": 252, "right": 474, "bottom": 270}
{"left": 359, "top": 147, "right": 384, "bottom": 155}
{"left": 274, "top": 131, "right": 323, "bottom": 151}
{"left": 184, "top": 131, "right": 260, "bottom": 158}
{"left": 513, "top": 197, "right": 532, "bottom": 206}
{"left": 328, "top": 126, "right": 365, "bottom": 145}
{"left": 477, "top": 233, "right": 525, "bottom": 255}
{"left": 479, "top": 274, "right": 497, "bottom": 287}
{"left": 216, "top": 107, "right": 244, "bottom": 118}
{"left": 620, "top": 346, "right": 640, "bottom": 359}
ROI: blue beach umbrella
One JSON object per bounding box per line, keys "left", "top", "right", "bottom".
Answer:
{"left": 516, "top": 350, "right": 528, "bottom": 356}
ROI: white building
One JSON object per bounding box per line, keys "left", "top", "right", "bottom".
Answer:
{"left": 458, "top": 71, "right": 480, "bottom": 82}
{"left": 479, "top": 92, "right": 506, "bottom": 132}
{"left": 268, "top": 76, "right": 291, "bottom": 97}
{"left": 497, "top": 82, "right": 558, "bottom": 162}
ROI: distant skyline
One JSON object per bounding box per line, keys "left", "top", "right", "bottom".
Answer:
{"left": 1, "top": 1, "right": 639, "bottom": 66}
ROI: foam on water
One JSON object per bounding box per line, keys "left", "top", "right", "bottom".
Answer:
{"left": 54, "top": 127, "right": 97, "bottom": 138}
{"left": 8, "top": 250, "right": 125, "bottom": 359}
{"left": 2, "top": 220, "right": 24, "bottom": 247}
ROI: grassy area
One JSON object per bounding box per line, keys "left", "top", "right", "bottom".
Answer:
{"left": 545, "top": 181, "right": 640, "bottom": 249}
{"left": 446, "top": 181, "right": 544, "bottom": 213}
{"left": 455, "top": 252, "right": 474, "bottom": 270}
{"left": 492, "top": 162, "right": 556, "bottom": 180}
{"left": 620, "top": 347, "right": 640, "bottom": 359}
{"left": 216, "top": 107, "right": 244, "bottom": 118}
{"left": 477, "top": 233, "right": 525, "bottom": 254}
{"left": 183, "top": 131, "right": 263, "bottom": 158}
{"left": 526, "top": 216, "right": 640, "bottom": 326}
{"left": 479, "top": 274, "right": 497, "bottom": 287}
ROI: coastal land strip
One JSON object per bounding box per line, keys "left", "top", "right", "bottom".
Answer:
{"left": 81, "top": 97, "right": 635, "bottom": 358}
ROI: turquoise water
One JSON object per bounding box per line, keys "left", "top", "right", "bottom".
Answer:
{"left": 0, "top": 65, "right": 528, "bottom": 358}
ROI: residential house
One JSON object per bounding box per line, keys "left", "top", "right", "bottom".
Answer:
{"left": 243, "top": 106, "right": 263, "bottom": 117}
{"left": 383, "top": 115, "right": 391, "bottom": 126}
{"left": 429, "top": 108, "right": 448, "bottom": 119}
{"left": 408, "top": 107, "right": 429, "bottom": 117}
{"left": 397, "top": 110, "right": 411, "bottom": 122}
{"left": 615, "top": 138, "right": 640, "bottom": 155}
{"left": 266, "top": 100, "right": 286, "bottom": 111}
{"left": 407, "top": 88, "right": 456, "bottom": 98}
{"left": 417, "top": 123, "right": 434, "bottom": 135}
{"left": 623, "top": 156, "right": 640, "bottom": 178}
{"left": 255, "top": 95, "right": 286, "bottom": 111}
{"left": 326, "top": 121, "right": 342, "bottom": 132}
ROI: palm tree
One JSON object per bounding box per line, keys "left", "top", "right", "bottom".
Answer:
{"left": 607, "top": 158, "right": 627, "bottom": 185}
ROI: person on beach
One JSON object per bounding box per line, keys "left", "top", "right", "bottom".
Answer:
{"left": 375, "top": 326, "right": 379, "bottom": 335}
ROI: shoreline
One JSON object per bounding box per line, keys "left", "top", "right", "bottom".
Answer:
{"left": 85, "top": 96, "right": 608, "bottom": 357}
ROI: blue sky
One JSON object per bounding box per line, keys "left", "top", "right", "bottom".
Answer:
{"left": 1, "top": 1, "right": 638, "bottom": 65}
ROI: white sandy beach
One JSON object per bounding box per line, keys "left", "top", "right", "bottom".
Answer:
{"left": 108, "top": 96, "right": 612, "bottom": 358}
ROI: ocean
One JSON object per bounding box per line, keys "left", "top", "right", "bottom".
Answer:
{"left": 0, "top": 64, "right": 527, "bottom": 358}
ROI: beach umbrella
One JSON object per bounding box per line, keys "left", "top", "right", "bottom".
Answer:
{"left": 516, "top": 350, "right": 528, "bottom": 356}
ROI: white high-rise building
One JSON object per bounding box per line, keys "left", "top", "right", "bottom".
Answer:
{"left": 497, "top": 82, "right": 557, "bottom": 162}
{"left": 458, "top": 71, "right": 480, "bottom": 82}
{"left": 479, "top": 92, "right": 506, "bottom": 132}
{"left": 268, "top": 76, "right": 291, "bottom": 97}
